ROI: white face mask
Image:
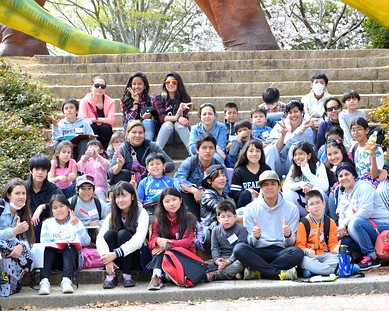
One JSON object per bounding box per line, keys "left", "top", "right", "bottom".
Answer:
{"left": 10, "top": 201, "right": 24, "bottom": 211}
{"left": 313, "top": 83, "right": 325, "bottom": 96}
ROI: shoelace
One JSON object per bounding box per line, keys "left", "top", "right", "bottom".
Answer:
{"left": 106, "top": 274, "right": 115, "bottom": 281}
{"left": 123, "top": 274, "right": 132, "bottom": 281}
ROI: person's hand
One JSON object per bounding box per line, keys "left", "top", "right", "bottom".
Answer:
{"left": 302, "top": 183, "right": 313, "bottom": 194}
{"left": 89, "top": 220, "right": 100, "bottom": 227}
{"left": 379, "top": 169, "right": 388, "bottom": 182}
{"left": 193, "top": 188, "right": 204, "bottom": 203}
{"left": 58, "top": 175, "right": 68, "bottom": 182}
{"left": 334, "top": 240, "right": 342, "bottom": 254}
{"left": 151, "top": 246, "right": 165, "bottom": 255}
{"left": 236, "top": 129, "right": 251, "bottom": 141}
{"left": 128, "top": 87, "right": 140, "bottom": 103}
{"left": 13, "top": 216, "right": 29, "bottom": 235}
{"left": 104, "top": 260, "right": 118, "bottom": 275}
{"left": 282, "top": 218, "right": 291, "bottom": 238}
{"left": 7, "top": 244, "right": 24, "bottom": 259}
{"left": 49, "top": 115, "right": 60, "bottom": 127}
{"left": 68, "top": 173, "right": 76, "bottom": 181}
{"left": 306, "top": 245, "right": 316, "bottom": 258}
{"left": 157, "top": 237, "right": 172, "bottom": 249}
{"left": 309, "top": 117, "right": 320, "bottom": 130}
{"left": 338, "top": 226, "right": 348, "bottom": 238}
{"left": 178, "top": 117, "right": 189, "bottom": 126}
{"left": 32, "top": 204, "right": 45, "bottom": 226}
{"left": 247, "top": 188, "right": 259, "bottom": 198}
{"left": 252, "top": 219, "right": 261, "bottom": 239}
{"left": 142, "top": 111, "right": 152, "bottom": 119}
{"left": 116, "top": 150, "right": 125, "bottom": 167}
{"left": 101, "top": 252, "right": 117, "bottom": 265}
{"left": 70, "top": 210, "right": 79, "bottom": 225}
{"left": 215, "top": 258, "right": 232, "bottom": 269}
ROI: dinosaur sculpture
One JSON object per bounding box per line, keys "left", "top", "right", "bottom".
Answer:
{"left": 0, "top": 0, "right": 139, "bottom": 55}
{"left": 0, "top": 0, "right": 388, "bottom": 56}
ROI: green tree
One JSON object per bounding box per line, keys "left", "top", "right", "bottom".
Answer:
{"left": 46, "top": 0, "right": 216, "bottom": 53}
{"left": 364, "top": 18, "right": 389, "bottom": 49}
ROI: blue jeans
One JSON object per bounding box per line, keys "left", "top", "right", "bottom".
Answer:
{"left": 345, "top": 218, "right": 389, "bottom": 258}
{"left": 142, "top": 119, "right": 155, "bottom": 141}
{"left": 327, "top": 192, "right": 338, "bottom": 223}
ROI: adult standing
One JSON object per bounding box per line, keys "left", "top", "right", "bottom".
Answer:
{"left": 79, "top": 76, "right": 116, "bottom": 150}
{"left": 108, "top": 120, "right": 174, "bottom": 185}
{"left": 120, "top": 72, "right": 155, "bottom": 141}
{"left": 234, "top": 170, "right": 303, "bottom": 280}
{"left": 154, "top": 72, "right": 192, "bottom": 149}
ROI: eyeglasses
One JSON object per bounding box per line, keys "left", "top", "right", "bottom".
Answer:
{"left": 93, "top": 83, "right": 106, "bottom": 89}
{"left": 307, "top": 201, "right": 323, "bottom": 208}
{"left": 326, "top": 105, "right": 342, "bottom": 112}
{"left": 351, "top": 127, "right": 365, "bottom": 133}
{"left": 219, "top": 214, "right": 234, "bottom": 220}
{"left": 165, "top": 80, "right": 178, "bottom": 86}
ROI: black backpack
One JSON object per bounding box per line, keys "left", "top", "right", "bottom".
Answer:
{"left": 70, "top": 196, "right": 102, "bottom": 220}
{"left": 0, "top": 198, "right": 5, "bottom": 216}
{"left": 300, "top": 215, "right": 331, "bottom": 246}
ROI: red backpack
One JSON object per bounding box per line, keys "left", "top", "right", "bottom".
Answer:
{"left": 161, "top": 247, "right": 207, "bottom": 287}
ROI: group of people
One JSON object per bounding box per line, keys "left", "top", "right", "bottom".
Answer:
{"left": 1, "top": 70, "right": 389, "bottom": 298}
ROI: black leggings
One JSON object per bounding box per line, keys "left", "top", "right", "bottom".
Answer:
{"left": 40, "top": 245, "right": 78, "bottom": 280}
{"left": 104, "top": 229, "right": 140, "bottom": 274}
{"left": 91, "top": 123, "right": 113, "bottom": 150}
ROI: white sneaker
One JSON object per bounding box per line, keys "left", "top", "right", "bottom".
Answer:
{"left": 61, "top": 277, "right": 74, "bottom": 294}
{"left": 39, "top": 278, "right": 50, "bottom": 295}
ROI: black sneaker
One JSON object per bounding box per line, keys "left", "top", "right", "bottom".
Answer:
{"left": 103, "top": 274, "right": 118, "bottom": 289}
{"left": 358, "top": 256, "right": 381, "bottom": 271}
{"left": 122, "top": 273, "right": 136, "bottom": 287}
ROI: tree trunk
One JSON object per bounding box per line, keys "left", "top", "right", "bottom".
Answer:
{"left": 195, "top": 0, "right": 279, "bottom": 50}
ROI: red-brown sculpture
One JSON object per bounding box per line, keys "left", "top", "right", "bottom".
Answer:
{"left": 194, "top": 0, "right": 279, "bottom": 50}
{"left": 0, "top": 0, "right": 49, "bottom": 57}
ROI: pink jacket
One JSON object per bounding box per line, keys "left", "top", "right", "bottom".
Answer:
{"left": 79, "top": 93, "right": 116, "bottom": 125}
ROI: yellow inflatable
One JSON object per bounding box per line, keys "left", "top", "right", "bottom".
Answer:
{"left": 0, "top": 0, "right": 140, "bottom": 55}
{"left": 342, "top": 0, "right": 389, "bottom": 28}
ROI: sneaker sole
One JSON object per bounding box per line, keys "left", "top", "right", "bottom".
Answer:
{"left": 38, "top": 291, "right": 50, "bottom": 295}
{"left": 359, "top": 263, "right": 381, "bottom": 271}
{"left": 148, "top": 285, "right": 163, "bottom": 290}
{"left": 124, "top": 282, "right": 136, "bottom": 288}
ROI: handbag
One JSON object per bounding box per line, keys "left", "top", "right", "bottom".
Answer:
{"left": 368, "top": 219, "right": 389, "bottom": 260}
{"left": 140, "top": 106, "right": 158, "bottom": 120}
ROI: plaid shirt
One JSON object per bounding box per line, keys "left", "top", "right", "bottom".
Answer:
{"left": 121, "top": 96, "right": 155, "bottom": 126}
{"left": 153, "top": 94, "right": 189, "bottom": 126}
{"left": 259, "top": 101, "right": 286, "bottom": 113}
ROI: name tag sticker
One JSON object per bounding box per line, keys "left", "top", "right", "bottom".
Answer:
{"left": 88, "top": 209, "right": 99, "bottom": 218}
{"left": 227, "top": 234, "right": 238, "bottom": 244}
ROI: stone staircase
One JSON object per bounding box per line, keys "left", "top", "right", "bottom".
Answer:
{"left": 11, "top": 49, "right": 389, "bottom": 133}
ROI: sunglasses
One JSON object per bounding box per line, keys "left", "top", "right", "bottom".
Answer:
{"left": 94, "top": 83, "right": 106, "bottom": 89}
{"left": 165, "top": 80, "right": 178, "bottom": 86}
{"left": 326, "top": 105, "right": 342, "bottom": 112}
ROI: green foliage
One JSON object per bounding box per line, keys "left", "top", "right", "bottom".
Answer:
{"left": 368, "top": 97, "right": 389, "bottom": 150}
{"left": 0, "top": 59, "right": 60, "bottom": 127}
{"left": 364, "top": 18, "right": 389, "bottom": 49}
{"left": 0, "top": 59, "right": 59, "bottom": 190}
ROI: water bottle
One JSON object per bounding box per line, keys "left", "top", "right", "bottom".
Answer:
{"left": 365, "top": 130, "right": 378, "bottom": 153}
{"left": 338, "top": 245, "right": 351, "bottom": 278}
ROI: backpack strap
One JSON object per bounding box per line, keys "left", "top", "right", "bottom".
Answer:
{"left": 0, "top": 198, "right": 5, "bottom": 217}
{"left": 189, "top": 154, "right": 199, "bottom": 176}
{"left": 70, "top": 196, "right": 102, "bottom": 220}
{"left": 350, "top": 143, "right": 358, "bottom": 162}
{"left": 300, "top": 215, "right": 331, "bottom": 246}
{"left": 93, "top": 197, "right": 102, "bottom": 220}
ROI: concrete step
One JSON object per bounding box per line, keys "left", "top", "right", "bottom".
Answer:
{"left": 30, "top": 49, "right": 389, "bottom": 64}
{"left": 5, "top": 266, "right": 389, "bottom": 310}
{"left": 32, "top": 67, "right": 389, "bottom": 86}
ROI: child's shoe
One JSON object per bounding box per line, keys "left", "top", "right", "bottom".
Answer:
{"left": 243, "top": 267, "right": 261, "bottom": 280}
{"left": 278, "top": 267, "right": 298, "bottom": 281}
{"left": 123, "top": 273, "right": 136, "bottom": 287}
{"left": 39, "top": 278, "right": 50, "bottom": 295}
{"left": 148, "top": 275, "right": 163, "bottom": 290}
{"left": 61, "top": 277, "right": 74, "bottom": 294}
{"left": 103, "top": 274, "right": 118, "bottom": 289}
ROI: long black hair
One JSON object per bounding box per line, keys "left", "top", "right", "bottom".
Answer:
{"left": 109, "top": 181, "right": 139, "bottom": 234}
{"left": 162, "top": 72, "right": 191, "bottom": 104}
{"left": 121, "top": 72, "right": 152, "bottom": 110}
{"left": 234, "top": 139, "right": 266, "bottom": 169}
{"left": 154, "top": 187, "right": 197, "bottom": 239}
{"left": 290, "top": 142, "right": 318, "bottom": 179}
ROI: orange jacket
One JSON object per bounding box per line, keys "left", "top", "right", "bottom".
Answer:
{"left": 295, "top": 215, "right": 338, "bottom": 255}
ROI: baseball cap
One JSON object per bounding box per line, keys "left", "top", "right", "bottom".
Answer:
{"left": 76, "top": 174, "right": 95, "bottom": 187}
{"left": 201, "top": 164, "right": 224, "bottom": 189}
{"left": 258, "top": 170, "right": 280, "bottom": 186}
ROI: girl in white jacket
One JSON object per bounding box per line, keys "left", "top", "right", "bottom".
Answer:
{"left": 283, "top": 141, "right": 329, "bottom": 217}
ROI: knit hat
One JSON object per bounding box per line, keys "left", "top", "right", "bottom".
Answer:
{"left": 336, "top": 162, "right": 357, "bottom": 178}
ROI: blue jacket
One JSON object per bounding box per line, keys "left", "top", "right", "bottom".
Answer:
{"left": 188, "top": 121, "right": 227, "bottom": 155}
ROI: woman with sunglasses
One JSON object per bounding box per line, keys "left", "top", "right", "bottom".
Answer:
{"left": 316, "top": 97, "right": 342, "bottom": 150}
{"left": 79, "top": 76, "right": 116, "bottom": 150}
{"left": 188, "top": 103, "right": 227, "bottom": 163}
{"left": 154, "top": 72, "right": 192, "bottom": 149}
{"left": 121, "top": 72, "right": 155, "bottom": 141}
